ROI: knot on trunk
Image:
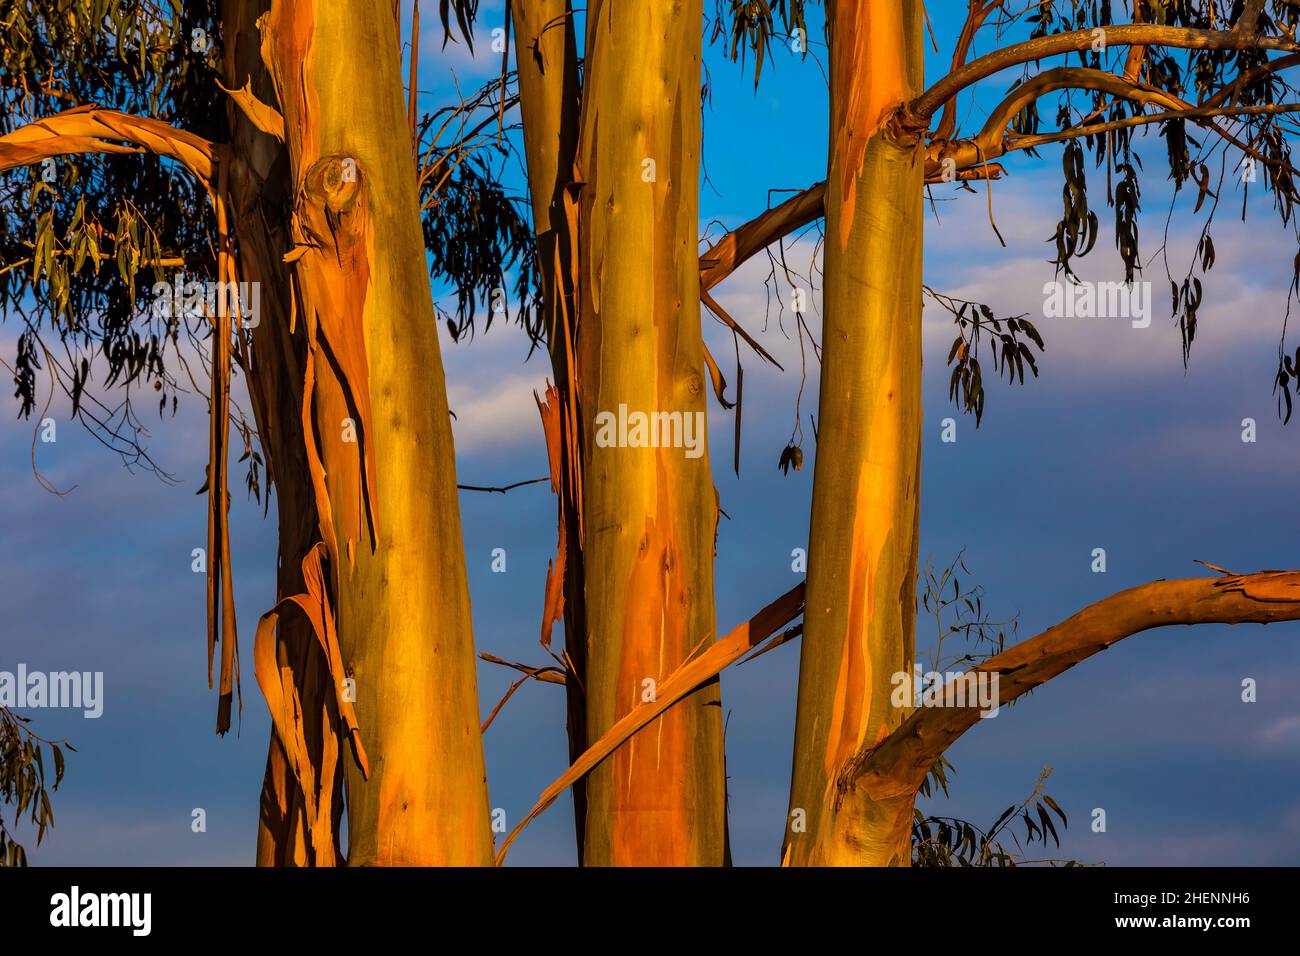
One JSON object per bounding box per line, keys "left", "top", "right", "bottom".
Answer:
{"left": 887, "top": 105, "right": 929, "bottom": 149}
{"left": 304, "top": 153, "right": 363, "bottom": 215}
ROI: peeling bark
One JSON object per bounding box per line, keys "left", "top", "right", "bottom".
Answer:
{"left": 221, "top": 0, "right": 331, "bottom": 866}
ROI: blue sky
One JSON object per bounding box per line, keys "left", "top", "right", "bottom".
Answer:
{"left": 4, "top": 0, "right": 1300, "bottom": 866}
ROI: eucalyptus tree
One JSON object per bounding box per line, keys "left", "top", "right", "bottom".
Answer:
{"left": 7, "top": 0, "right": 1300, "bottom": 870}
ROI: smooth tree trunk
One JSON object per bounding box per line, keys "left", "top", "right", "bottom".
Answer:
{"left": 783, "top": 0, "right": 926, "bottom": 866}
{"left": 260, "top": 0, "right": 493, "bottom": 865}
{"left": 575, "top": 0, "right": 728, "bottom": 866}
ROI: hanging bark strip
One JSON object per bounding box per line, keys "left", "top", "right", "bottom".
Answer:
{"left": 535, "top": 384, "right": 568, "bottom": 651}
{"left": 498, "top": 583, "right": 806, "bottom": 863}
{"left": 0, "top": 109, "right": 241, "bottom": 734}
{"left": 209, "top": 160, "right": 240, "bottom": 735}
{"left": 219, "top": 0, "right": 332, "bottom": 867}
{"left": 252, "top": 544, "right": 371, "bottom": 864}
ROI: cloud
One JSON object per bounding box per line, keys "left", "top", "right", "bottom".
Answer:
{"left": 440, "top": 320, "right": 550, "bottom": 458}
{"left": 447, "top": 368, "right": 549, "bottom": 457}
{"left": 1256, "top": 714, "right": 1300, "bottom": 749}
{"left": 921, "top": 180, "right": 1295, "bottom": 386}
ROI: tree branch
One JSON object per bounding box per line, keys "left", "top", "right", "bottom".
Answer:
{"left": 456, "top": 476, "right": 549, "bottom": 494}
{"left": 934, "top": 0, "right": 1004, "bottom": 143}
{"left": 0, "top": 105, "right": 219, "bottom": 183}
{"left": 695, "top": 168, "right": 1004, "bottom": 297}
{"left": 933, "top": 66, "right": 1289, "bottom": 176}
{"left": 1201, "top": 52, "right": 1300, "bottom": 109}
{"left": 478, "top": 651, "right": 567, "bottom": 685}
{"left": 1234, "top": 0, "right": 1270, "bottom": 35}
{"left": 699, "top": 184, "right": 825, "bottom": 292}
{"left": 911, "top": 25, "right": 1300, "bottom": 123}
{"left": 841, "top": 569, "right": 1300, "bottom": 803}
{"left": 1009, "top": 100, "right": 1300, "bottom": 151}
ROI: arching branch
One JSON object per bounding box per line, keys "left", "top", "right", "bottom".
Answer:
{"left": 910, "top": 25, "right": 1300, "bottom": 124}
{"left": 1009, "top": 100, "right": 1300, "bottom": 152}
{"left": 841, "top": 569, "right": 1300, "bottom": 803}
{"left": 0, "top": 105, "right": 236, "bottom": 733}
{"left": 933, "top": 66, "right": 1293, "bottom": 175}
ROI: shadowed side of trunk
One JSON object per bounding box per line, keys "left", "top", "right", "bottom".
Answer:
{"left": 509, "top": 0, "right": 590, "bottom": 862}
{"left": 221, "top": 0, "right": 333, "bottom": 868}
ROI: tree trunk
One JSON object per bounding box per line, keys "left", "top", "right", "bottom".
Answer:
{"left": 575, "top": 0, "right": 728, "bottom": 866}
{"left": 783, "top": 0, "right": 926, "bottom": 866}
{"left": 260, "top": 0, "right": 493, "bottom": 866}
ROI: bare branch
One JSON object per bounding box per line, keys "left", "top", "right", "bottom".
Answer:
{"left": 1010, "top": 100, "right": 1300, "bottom": 151}
{"left": 700, "top": 184, "right": 826, "bottom": 292}
{"left": 842, "top": 569, "right": 1300, "bottom": 803}
{"left": 478, "top": 652, "right": 567, "bottom": 685}
{"left": 911, "top": 25, "right": 1300, "bottom": 123}
{"left": 696, "top": 167, "right": 1001, "bottom": 298}
{"left": 932, "top": 66, "right": 1291, "bottom": 176}
{"left": 1234, "top": 0, "right": 1270, "bottom": 35}
{"left": 456, "top": 476, "right": 549, "bottom": 494}
{"left": 934, "top": 0, "right": 1005, "bottom": 142}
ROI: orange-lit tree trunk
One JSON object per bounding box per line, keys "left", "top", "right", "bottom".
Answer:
{"left": 783, "top": 0, "right": 926, "bottom": 866}
{"left": 259, "top": 0, "right": 493, "bottom": 866}
{"left": 574, "top": 0, "right": 728, "bottom": 866}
